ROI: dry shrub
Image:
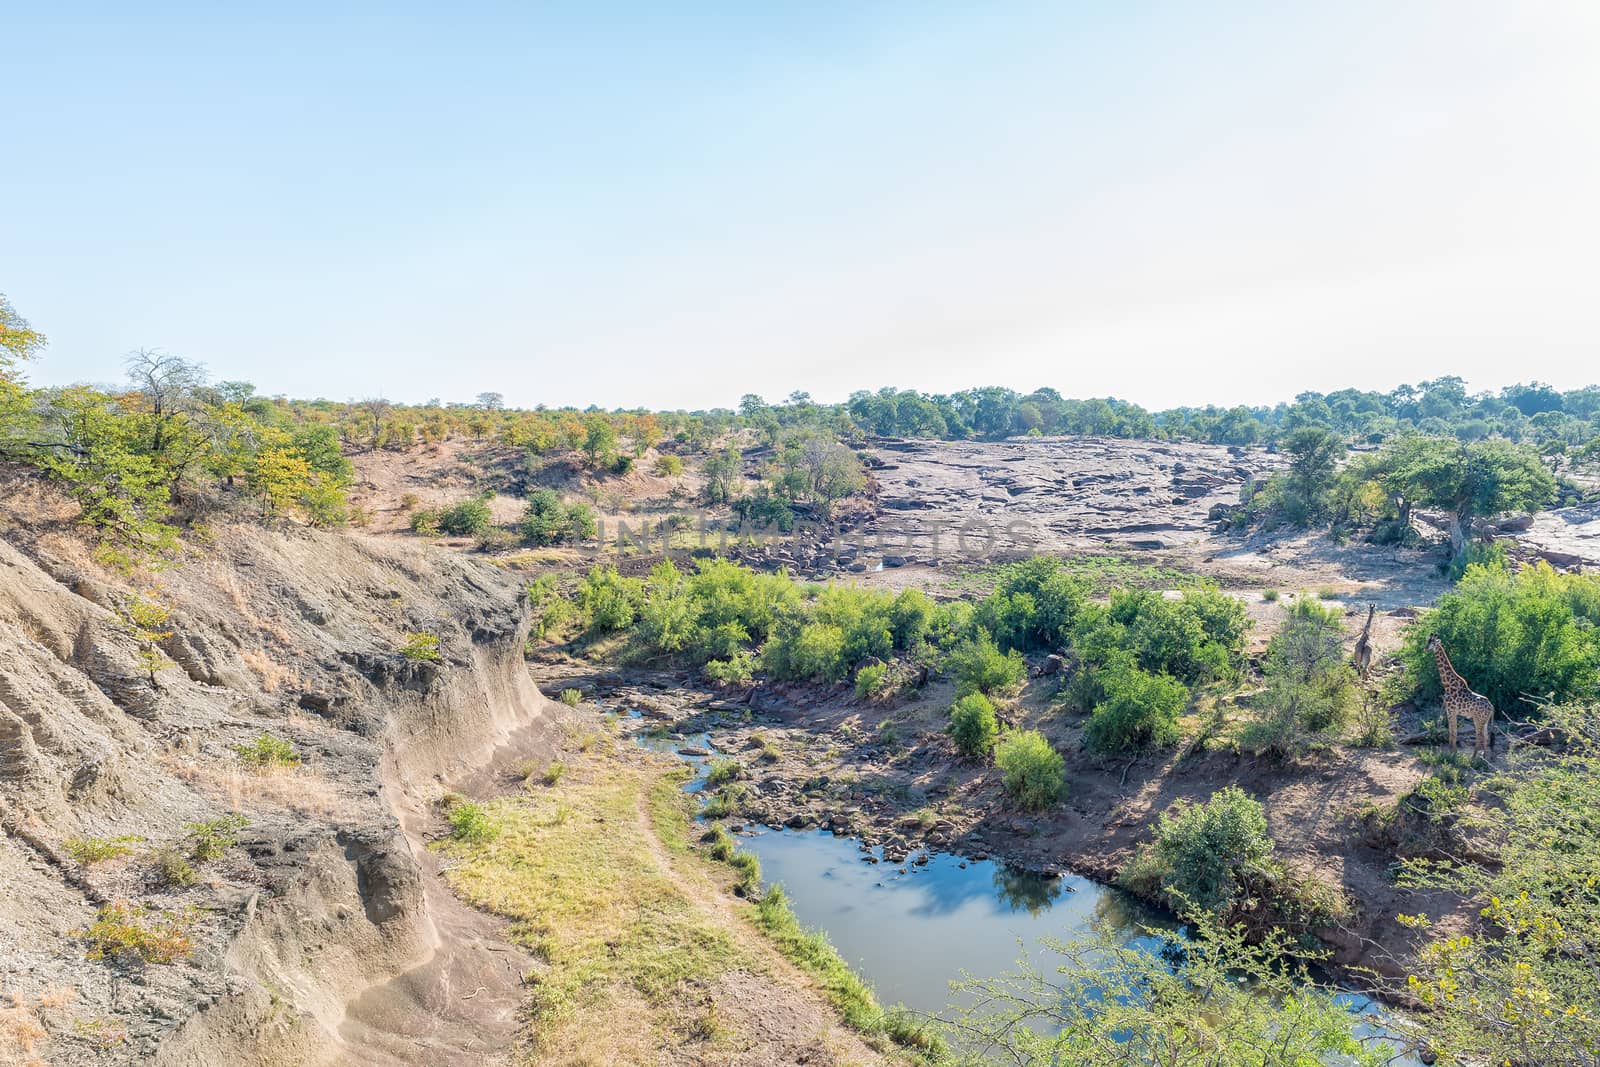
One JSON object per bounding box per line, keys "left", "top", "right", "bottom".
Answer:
{"left": 0, "top": 995, "right": 49, "bottom": 1067}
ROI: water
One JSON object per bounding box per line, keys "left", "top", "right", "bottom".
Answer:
{"left": 626, "top": 710, "right": 1420, "bottom": 1063}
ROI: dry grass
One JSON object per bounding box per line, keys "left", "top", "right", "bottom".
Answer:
{"left": 0, "top": 994, "right": 49, "bottom": 1067}
{"left": 167, "top": 759, "right": 347, "bottom": 820}
{"left": 239, "top": 648, "right": 298, "bottom": 693}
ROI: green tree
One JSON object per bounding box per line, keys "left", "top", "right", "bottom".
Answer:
{"left": 1274, "top": 424, "right": 1346, "bottom": 526}
{"left": 949, "top": 692, "right": 999, "bottom": 758}
{"left": 1244, "top": 598, "right": 1358, "bottom": 757}
{"left": 580, "top": 416, "right": 618, "bottom": 468}
{"left": 994, "top": 729, "right": 1064, "bottom": 810}
{"left": 1378, "top": 436, "right": 1555, "bottom": 556}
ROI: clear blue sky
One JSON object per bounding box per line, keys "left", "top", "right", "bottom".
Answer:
{"left": 4, "top": 2, "right": 1597, "bottom": 410}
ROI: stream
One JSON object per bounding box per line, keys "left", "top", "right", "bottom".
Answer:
{"left": 627, "top": 708, "right": 1420, "bottom": 1064}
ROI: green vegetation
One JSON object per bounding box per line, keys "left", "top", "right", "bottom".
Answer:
{"left": 1118, "top": 786, "right": 1344, "bottom": 929}
{"left": 62, "top": 835, "right": 144, "bottom": 866}
{"left": 231, "top": 733, "right": 299, "bottom": 770}
{"left": 994, "top": 730, "right": 1065, "bottom": 810}
{"left": 704, "top": 758, "right": 742, "bottom": 787}
{"left": 399, "top": 631, "right": 442, "bottom": 663}
{"left": 752, "top": 885, "right": 945, "bottom": 1057}
{"left": 1243, "top": 598, "right": 1359, "bottom": 757}
{"left": 185, "top": 814, "right": 248, "bottom": 861}
{"left": 444, "top": 799, "right": 499, "bottom": 843}
{"left": 949, "top": 631, "right": 1027, "bottom": 697}
{"left": 948, "top": 913, "right": 1390, "bottom": 1066}
{"left": 853, "top": 661, "right": 889, "bottom": 699}
{"left": 1393, "top": 703, "right": 1600, "bottom": 1067}
{"left": 437, "top": 495, "right": 493, "bottom": 536}
{"left": 152, "top": 846, "right": 197, "bottom": 887}
{"left": 520, "top": 488, "right": 596, "bottom": 545}
{"left": 949, "top": 692, "right": 999, "bottom": 758}
{"left": 1084, "top": 659, "right": 1188, "bottom": 752}
{"left": 1403, "top": 559, "right": 1600, "bottom": 715}
{"left": 75, "top": 902, "right": 195, "bottom": 964}
{"left": 122, "top": 593, "right": 176, "bottom": 687}
{"left": 558, "top": 687, "right": 582, "bottom": 707}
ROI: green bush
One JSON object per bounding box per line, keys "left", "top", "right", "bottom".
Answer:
{"left": 152, "top": 846, "right": 197, "bottom": 887}
{"left": 408, "top": 508, "right": 441, "bottom": 536}
{"left": 949, "top": 631, "right": 1027, "bottom": 697}
{"left": 76, "top": 902, "right": 194, "bottom": 963}
{"left": 1074, "top": 585, "right": 1247, "bottom": 688}
{"left": 975, "top": 557, "right": 1089, "bottom": 651}
{"left": 1121, "top": 786, "right": 1272, "bottom": 915}
{"left": 949, "top": 692, "right": 999, "bottom": 758}
{"left": 1243, "top": 598, "right": 1358, "bottom": 757}
{"left": 232, "top": 733, "right": 299, "bottom": 769}
{"left": 706, "top": 759, "right": 742, "bottom": 787}
{"left": 1085, "top": 659, "right": 1188, "bottom": 752}
{"left": 558, "top": 687, "right": 582, "bottom": 707}
{"left": 768, "top": 622, "right": 849, "bottom": 682}
{"left": 994, "top": 729, "right": 1064, "bottom": 810}
{"left": 447, "top": 800, "right": 499, "bottom": 843}
{"left": 1402, "top": 560, "right": 1600, "bottom": 715}
{"left": 705, "top": 825, "right": 737, "bottom": 861}
{"left": 186, "top": 814, "right": 249, "bottom": 862}
{"left": 578, "top": 565, "right": 644, "bottom": 635}
{"left": 400, "top": 631, "right": 442, "bottom": 662}
{"left": 540, "top": 761, "right": 566, "bottom": 787}
{"left": 728, "top": 850, "right": 762, "bottom": 896}
{"left": 520, "top": 488, "right": 592, "bottom": 545}
{"left": 704, "top": 651, "right": 755, "bottom": 688}
{"left": 854, "top": 662, "right": 889, "bottom": 699}
{"left": 63, "top": 835, "right": 144, "bottom": 866}
{"left": 438, "top": 496, "right": 493, "bottom": 536}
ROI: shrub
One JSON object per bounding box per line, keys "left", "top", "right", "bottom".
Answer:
{"left": 186, "top": 814, "right": 249, "bottom": 862}
{"left": 854, "top": 662, "right": 889, "bottom": 699}
{"left": 654, "top": 454, "right": 684, "bottom": 476}
{"left": 447, "top": 800, "right": 499, "bottom": 843}
{"left": 558, "top": 688, "right": 582, "bottom": 707}
{"left": 949, "top": 692, "right": 999, "bottom": 758}
{"left": 76, "top": 902, "right": 194, "bottom": 963}
{"left": 438, "top": 496, "right": 493, "bottom": 536}
{"left": 768, "top": 622, "right": 848, "bottom": 683}
{"left": 705, "top": 825, "right": 737, "bottom": 861}
{"left": 152, "top": 847, "right": 196, "bottom": 887}
{"left": 578, "top": 566, "right": 643, "bottom": 635}
{"left": 521, "top": 488, "right": 591, "bottom": 546}
{"left": 1085, "top": 660, "right": 1188, "bottom": 752}
{"left": 540, "top": 761, "right": 566, "bottom": 787}
{"left": 701, "top": 784, "right": 745, "bottom": 820}
{"left": 1121, "top": 786, "right": 1272, "bottom": 915}
{"left": 949, "top": 631, "right": 1027, "bottom": 697}
{"left": 400, "top": 631, "right": 442, "bottom": 662}
{"left": 1261, "top": 588, "right": 1279, "bottom": 603}
{"left": 994, "top": 730, "right": 1064, "bottom": 810}
{"left": 399, "top": 492, "right": 420, "bottom": 510}
{"left": 1402, "top": 560, "right": 1600, "bottom": 715}
{"left": 408, "top": 508, "right": 441, "bottom": 535}
{"left": 1243, "top": 598, "right": 1357, "bottom": 757}
{"left": 231, "top": 733, "right": 299, "bottom": 770}
{"left": 63, "top": 835, "right": 143, "bottom": 866}
{"left": 704, "top": 652, "right": 755, "bottom": 688}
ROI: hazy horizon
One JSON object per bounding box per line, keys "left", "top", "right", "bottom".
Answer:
{"left": 6, "top": 2, "right": 1598, "bottom": 411}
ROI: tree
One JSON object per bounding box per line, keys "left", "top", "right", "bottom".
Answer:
{"left": 580, "top": 416, "right": 617, "bottom": 468}
{"left": 123, "top": 593, "right": 176, "bottom": 688}
{"left": 1378, "top": 437, "right": 1555, "bottom": 556}
{"left": 702, "top": 447, "right": 742, "bottom": 504}
{"left": 1274, "top": 424, "right": 1346, "bottom": 526}
{"left": 477, "top": 391, "right": 505, "bottom": 411}
{"left": 0, "top": 292, "right": 46, "bottom": 446}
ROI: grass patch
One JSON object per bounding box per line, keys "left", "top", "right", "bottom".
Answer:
{"left": 1261, "top": 588, "right": 1279, "bottom": 603}
{"left": 63, "top": 835, "right": 144, "bottom": 866}
{"left": 559, "top": 687, "right": 583, "bottom": 707}
{"left": 186, "top": 814, "right": 248, "bottom": 861}
{"left": 700, "top": 784, "right": 746, "bottom": 820}
{"left": 753, "top": 885, "right": 946, "bottom": 1057}
{"left": 705, "top": 758, "right": 742, "bottom": 787}
{"left": 436, "top": 763, "right": 748, "bottom": 1059}
{"left": 446, "top": 799, "right": 500, "bottom": 843}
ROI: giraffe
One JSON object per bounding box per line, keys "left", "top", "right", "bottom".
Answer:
{"left": 1351, "top": 603, "right": 1376, "bottom": 681}
{"left": 1426, "top": 634, "right": 1494, "bottom": 758}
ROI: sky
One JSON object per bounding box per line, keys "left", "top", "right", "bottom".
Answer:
{"left": 4, "top": 1, "right": 1598, "bottom": 411}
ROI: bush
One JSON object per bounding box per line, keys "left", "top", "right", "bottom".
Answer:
{"left": 654, "top": 454, "right": 684, "bottom": 476}
{"left": 400, "top": 631, "right": 442, "bottom": 662}
{"left": 854, "top": 662, "right": 889, "bottom": 699}
{"left": 152, "top": 846, "right": 196, "bottom": 887}
{"left": 1402, "top": 560, "right": 1600, "bottom": 716}
{"left": 408, "top": 508, "right": 441, "bottom": 536}
{"left": 975, "top": 557, "right": 1090, "bottom": 651}
{"left": 521, "top": 488, "right": 593, "bottom": 546}
{"left": 768, "top": 622, "right": 848, "bottom": 683}
{"left": 76, "top": 902, "right": 194, "bottom": 963}
{"left": 1243, "top": 598, "right": 1357, "bottom": 757}
{"left": 438, "top": 496, "right": 493, "bottom": 536}
{"left": 994, "top": 730, "right": 1064, "bottom": 810}
{"left": 1085, "top": 660, "right": 1188, "bottom": 752}
{"left": 704, "top": 652, "right": 755, "bottom": 688}
{"left": 705, "top": 825, "right": 737, "bottom": 861}
{"left": 1075, "top": 585, "right": 1247, "bottom": 687}
{"left": 1121, "top": 786, "right": 1272, "bottom": 915}
{"left": 63, "top": 835, "right": 143, "bottom": 866}
{"left": 558, "top": 687, "right": 582, "bottom": 707}
{"left": 447, "top": 800, "right": 499, "bottom": 843}
{"left": 231, "top": 733, "right": 299, "bottom": 769}
{"left": 1261, "top": 588, "right": 1279, "bottom": 603}
{"left": 728, "top": 850, "right": 762, "bottom": 896}
{"left": 949, "top": 692, "right": 999, "bottom": 758}
{"left": 578, "top": 566, "right": 643, "bottom": 635}
{"left": 540, "top": 761, "right": 566, "bottom": 787}
{"left": 186, "top": 814, "right": 249, "bottom": 861}
{"left": 949, "top": 631, "right": 1027, "bottom": 697}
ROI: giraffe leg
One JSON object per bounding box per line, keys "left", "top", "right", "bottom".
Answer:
{"left": 1448, "top": 710, "right": 1457, "bottom": 751}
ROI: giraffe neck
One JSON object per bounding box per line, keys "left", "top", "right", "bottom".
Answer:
{"left": 1359, "top": 609, "right": 1374, "bottom": 642}
{"left": 1432, "top": 643, "right": 1462, "bottom": 690}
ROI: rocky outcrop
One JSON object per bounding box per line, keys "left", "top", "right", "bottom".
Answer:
{"left": 0, "top": 492, "right": 559, "bottom": 1066}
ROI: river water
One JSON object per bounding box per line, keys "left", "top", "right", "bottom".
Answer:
{"left": 628, "top": 710, "right": 1419, "bottom": 1064}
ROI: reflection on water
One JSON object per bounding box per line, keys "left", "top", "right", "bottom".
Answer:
{"left": 739, "top": 826, "right": 1174, "bottom": 1016}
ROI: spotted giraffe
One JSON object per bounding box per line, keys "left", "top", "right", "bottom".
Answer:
{"left": 1351, "top": 603, "right": 1376, "bottom": 681}
{"left": 1426, "top": 634, "right": 1494, "bottom": 758}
